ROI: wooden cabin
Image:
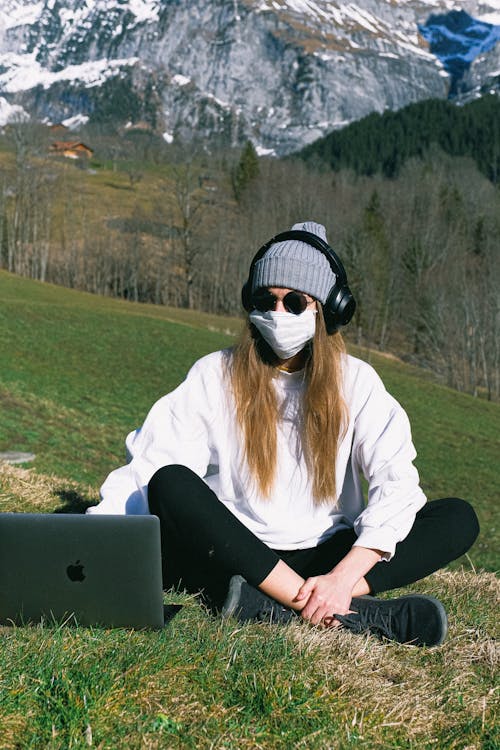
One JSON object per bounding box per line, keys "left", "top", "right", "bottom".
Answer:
{"left": 49, "top": 141, "right": 94, "bottom": 159}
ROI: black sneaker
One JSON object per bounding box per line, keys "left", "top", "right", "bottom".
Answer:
{"left": 335, "top": 594, "right": 448, "bottom": 647}
{"left": 221, "top": 575, "right": 296, "bottom": 624}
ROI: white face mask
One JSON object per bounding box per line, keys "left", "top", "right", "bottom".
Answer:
{"left": 249, "top": 309, "right": 317, "bottom": 360}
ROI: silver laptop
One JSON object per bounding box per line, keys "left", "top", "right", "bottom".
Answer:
{"left": 0, "top": 513, "right": 166, "bottom": 629}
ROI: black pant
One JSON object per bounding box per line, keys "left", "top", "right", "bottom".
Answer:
{"left": 148, "top": 464, "right": 480, "bottom": 609}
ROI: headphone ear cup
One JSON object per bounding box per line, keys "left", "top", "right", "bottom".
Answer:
{"left": 241, "top": 280, "right": 252, "bottom": 312}
{"left": 323, "top": 285, "right": 356, "bottom": 334}
{"left": 322, "top": 304, "right": 338, "bottom": 335}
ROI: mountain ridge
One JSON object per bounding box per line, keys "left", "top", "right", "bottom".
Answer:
{"left": 0, "top": 0, "right": 499, "bottom": 154}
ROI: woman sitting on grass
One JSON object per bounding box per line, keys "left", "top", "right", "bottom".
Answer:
{"left": 89, "top": 221, "right": 479, "bottom": 646}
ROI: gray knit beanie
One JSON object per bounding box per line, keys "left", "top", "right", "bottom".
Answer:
{"left": 251, "top": 221, "right": 336, "bottom": 304}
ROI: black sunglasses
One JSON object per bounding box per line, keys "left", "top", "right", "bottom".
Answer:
{"left": 251, "top": 289, "right": 311, "bottom": 316}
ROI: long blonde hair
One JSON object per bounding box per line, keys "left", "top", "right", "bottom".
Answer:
{"left": 228, "top": 309, "right": 347, "bottom": 504}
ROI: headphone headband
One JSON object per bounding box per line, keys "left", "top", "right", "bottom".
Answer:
{"left": 241, "top": 229, "right": 356, "bottom": 334}
{"left": 250, "top": 230, "right": 348, "bottom": 286}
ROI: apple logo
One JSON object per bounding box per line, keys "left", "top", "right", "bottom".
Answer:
{"left": 66, "top": 560, "right": 86, "bottom": 582}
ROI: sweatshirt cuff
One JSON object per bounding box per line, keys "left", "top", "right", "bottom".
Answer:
{"left": 85, "top": 504, "right": 107, "bottom": 514}
{"left": 352, "top": 529, "right": 396, "bottom": 561}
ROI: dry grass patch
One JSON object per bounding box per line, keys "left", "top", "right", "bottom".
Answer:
{"left": 290, "top": 568, "right": 499, "bottom": 747}
{"left": 0, "top": 462, "right": 99, "bottom": 513}
{"left": 0, "top": 714, "right": 30, "bottom": 748}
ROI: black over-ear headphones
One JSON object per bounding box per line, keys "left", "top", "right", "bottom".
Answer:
{"left": 241, "top": 230, "right": 356, "bottom": 334}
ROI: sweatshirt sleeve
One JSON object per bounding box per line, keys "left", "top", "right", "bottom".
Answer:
{"left": 350, "top": 362, "right": 427, "bottom": 559}
{"left": 87, "top": 355, "right": 219, "bottom": 515}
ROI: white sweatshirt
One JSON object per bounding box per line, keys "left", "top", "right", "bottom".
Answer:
{"left": 89, "top": 350, "right": 427, "bottom": 559}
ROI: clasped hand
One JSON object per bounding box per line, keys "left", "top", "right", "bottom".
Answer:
{"left": 294, "top": 573, "right": 353, "bottom": 627}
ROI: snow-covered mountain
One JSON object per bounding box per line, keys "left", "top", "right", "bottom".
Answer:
{"left": 0, "top": 0, "right": 499, "bottom": 155}
{"left": 419, "top": 8, "right": 500, "bottom": 95}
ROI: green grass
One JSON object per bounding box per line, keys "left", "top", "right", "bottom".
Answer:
{"left": 0, "top": 271, "right": 498, "bottom": 749}
{"left": 0, "top": 270, "right": 497, "bottom": 570}
{"left": 0, "top": 570, "right": 497, "bottom": 749}
{"left": 0, "top": 270, "right": 239, "bottom": 485}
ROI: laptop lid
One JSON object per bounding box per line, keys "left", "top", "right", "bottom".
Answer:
{"left": 0, "top": 513, "right": 165, "bottom": 630}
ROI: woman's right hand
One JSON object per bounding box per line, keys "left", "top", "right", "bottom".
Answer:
{"left": 294, "top": 572, "right": 354, "bottom": 626}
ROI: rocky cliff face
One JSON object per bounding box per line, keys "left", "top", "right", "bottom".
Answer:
{"left": 0, "top": 0, "right": 499, "bottom": 155}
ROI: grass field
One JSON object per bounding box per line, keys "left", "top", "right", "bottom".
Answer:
{"left": 0, "top": 271, "right": 498, "bottom": 749}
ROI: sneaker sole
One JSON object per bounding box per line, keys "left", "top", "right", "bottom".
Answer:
{"left": 410, "top": 594, "right": 448, "bottom": 646}
{"left": 391, "top": 594, "right": 448, "bottom": 646}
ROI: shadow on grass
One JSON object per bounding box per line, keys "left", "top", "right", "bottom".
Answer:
{"left": 164, "top": 604, "right": 183, "bottom": 623}
{"left": 52, "top": 489, "right": 96, "bottom": 514}
{"left": 104, "top": 182, "right": 133, "bottom": 191}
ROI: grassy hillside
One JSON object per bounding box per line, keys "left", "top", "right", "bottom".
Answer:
{"left": 0, "top": 271, "right": 498, "bottom": 749}
{"left": 0, "top": 270, "right": 497, "bottom": 570}
{"left": 0, "top": 270, "right": 239, "bottom": 485}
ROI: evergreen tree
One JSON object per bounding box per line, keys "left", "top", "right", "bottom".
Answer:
{"left": 232, "top": 140, "right": 260, "bottom": 201}
{"left": 298, "top": 96, "right": 500, "bottom": 183}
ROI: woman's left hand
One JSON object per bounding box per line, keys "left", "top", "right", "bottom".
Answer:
{"left": 294, "top": 573, "right": 354, "bottom": 626}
